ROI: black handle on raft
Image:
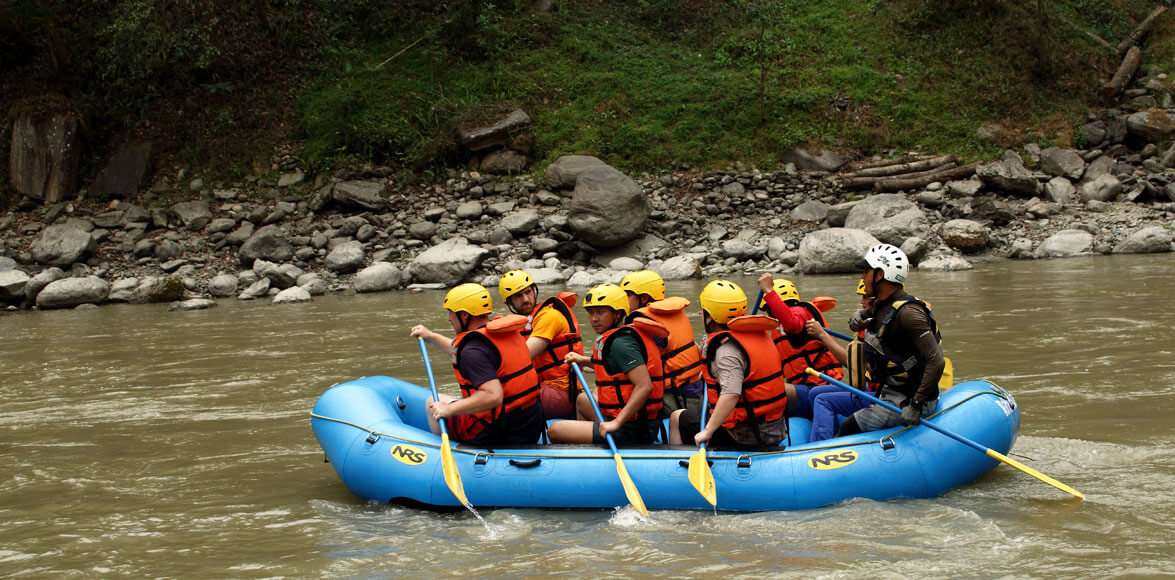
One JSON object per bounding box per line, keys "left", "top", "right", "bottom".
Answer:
{"left": 678, "top": 459, "right": 714, "bottom": 468}
{"left": 508, "top": 458, "right": 542, "bottom": 469}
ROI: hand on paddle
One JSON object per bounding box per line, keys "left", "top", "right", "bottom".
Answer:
{"left": 804, "top": 318, "right": 827, "bottom": 339}
{"left": 564, "top": 352, "right": 590, "bottom": 366}
{"left": 757, "top": 272, "right": 774, "bottom": 293}
{"left": 599, "top": 419, "right": 622, "bottom": 438}
{"left": 427, "top": 398, "right": 454, "bottom": 420}
{"left": 694, "top": 428, "right": 713, "bottom": 446}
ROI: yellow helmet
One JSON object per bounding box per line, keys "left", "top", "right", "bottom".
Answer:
{"left": 498, "top": 269, "right": 535, "bottom": 300}
{"left": 443, "top": 283, "right": 493, "bottom": 316}
{"left": 759, "top": 278, "right": 800, "bottom": 309}
{"left": 620, "top": 270, "right": 665, "bottom": 301}
{"left": 583, "top": 283, "right": 630, "bottom": 315}
{"left": 699, "top": 280, "right": 748, "bottom": 325}
{"left": 856, "top": 279, "right": 866, "bottom": 296}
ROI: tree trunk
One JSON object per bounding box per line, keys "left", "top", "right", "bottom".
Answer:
{"left": 872, "top": 163, "right": 978, "bottom": 193}
{"left": 1117, "top": 5, "right": 1169, "bottom": 56}
{"left": 1103, "top": 46, "right": 1142, "bottom": 101}
{"left": 1053, "top": 11, "right": 1114, "bottom": 52}
{"left": 838, "top": 155, "right": 955, "bottom": 179}
{"left": 838, "top": 162, "right": 956, "bottom": 190}
{"left": 841, "top": 154, "right": 936, "bottom": 173}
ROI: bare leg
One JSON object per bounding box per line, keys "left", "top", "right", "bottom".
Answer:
{"left": 425, "top": 394, "right": 460, "bottom": 435}
{"left": 547, "top": 419, "right": 597, "bottom": 443}
{"left": 668, "top": 409, "right": 685, "bottom": 445}
{"left": 575, "top": 392, "right": 593, "bottom": 420}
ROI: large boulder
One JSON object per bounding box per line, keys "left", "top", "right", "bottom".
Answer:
{"left": 545, "top": 155, "right": 607, "bottom": 189}
{"left": 976, "top": 151, "right": 1039, "bottom": 196}
{"left": 917, "top": 254, "right": 974, "bottom": 271}
{"left": 655, "top": 255, "right": 701, "bottom": 280}
{"left": 1035, "top": 229, "right": 1094, "bottom": 258}
{"left": 238, "top": 225, "right": 293, "bottom": 266}
{"left": 36, "top": 276, "right": 110, "bottom": 308}
{"left": 23, "top": 267, "right": 66, "bottom": 302}
{"left": 782, "top": 147, "right": 847, "bottom": 172}
{"left": 208, "top": 274, "right": 239, "bottom": 298}
{"left": 1080, "top": 174, "right": 1122, "bottom": 202}
{"left": 456, "top": 109, "right": 532, "bottom": 153}
{"left": 0, "top": 269, "right": 30, "bottom": 302}
{"left": 354, "top": 262, "right": 405, "bottom": 293}
{"left": 797, "top": 228, "right": 880, "bottom": 274}
{"left": 500, "top": 209, "right": 541, "bottom": 235}
{"left": 92, "top": 141, "right": 152, "bottom": 197}
{"left": 31, "top": 224, "right": 94, "bottom": 266}
{"left": 272, "top": 286, "right": 312, "bottom": 304}
{"left": 720, "top": 239, "right": 765, "bottom": 259}
{"left": 171, "top": 201, "right": 212, "bottom": 230}
{"left": 326, "top": 241, "right": 366, "bottom": 273}
{"left": 409, "top": 237, "right": 490, "bottom": 284}
{"left": 1113, "top": 226, "right": 1173, "bottom": 254}
{"left": 843, "top": 194, "right": 928, "bottom": 246}
{"left": 332, "top": 180, "right": 386, "bottom": 211}
{"left": 940, "top": 219, "right": 991, "bottom": 254}
{"left": 1045, "top": 177, "right": 1076, "bottom": 205}
{"left": 136, "top": 275, "right": 185, "bottom": 303}
{"left": 567, "top": 166, "right": 649, "bottom": 248}
{"left": 1039, "top": 147, "right": 1085, "bottom": 180}
{"left": 9, "top": 112, "right": 81, "bottom": 203}
{"left": 791, "top": 200, "right": 830, "bottom": 222}
{"left": 1126, "top": 109, "right": 1175, "bottom": 142}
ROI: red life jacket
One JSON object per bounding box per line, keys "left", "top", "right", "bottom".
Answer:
{"left": 631, "top": 297, "right": 704, "bottom": 399}
{"left": 592, "top": 317, "right": 668, "bottom": 421}
{"left": 771, "top": 301, "right": 845, "bottom": 386}
{"left": 522, "top": 292, "right": 585, "bottom": 383}
{"left": 451, "top": 315, "right": 542, "bottom": 438}
{"left": 703, "top": 315, "right": 788, "bottom": 430}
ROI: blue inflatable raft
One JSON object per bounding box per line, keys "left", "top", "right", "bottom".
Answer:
{"left": 310, "top": 377, "right": 1020, "bottom": 512}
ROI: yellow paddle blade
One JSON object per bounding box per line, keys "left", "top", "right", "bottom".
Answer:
{"left": 687, "top": 448, "right": 717, "bottom": 507}
{"left": 939, "top": 357, "right": 955, "bottom": 391}
{"left": 613, "top": 454, "right": 649, "bottom": 517}
{"left": 439, "top": 433, "right": 471, "bottom": 507}
{"left": 986, "top": 448, "right": 1084, "bottom": 500}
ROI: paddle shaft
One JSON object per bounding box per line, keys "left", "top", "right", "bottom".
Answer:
{"left": 699, "top": 373, "right": 709, "bottom": 451}
{"left": 570, "top": 363, "right": 621, "bottom": 456}
{"left": 418, "top": 338, "right": 449, "bottom": 437}
{"left": 751, "top": 290, "right": 764, "bottom": 315}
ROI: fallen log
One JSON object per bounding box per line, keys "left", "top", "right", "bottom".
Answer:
{"left": 1117, "top": 5, "right": 1169, "bottom": 56}
{"left": 1103, "top": 45, "right": 1143, "bottom": 101}
{"left": 839, "top": 155, "right": 956, "bottom": 179}
{"left": 840, "top": 154, "right": 935, "bottom": 173}
{"left": 1053, "top": 11, "right": 1115, "bottom": 52}
{"left": 838, "top": 161, "right": 957, "bottom": 189}
{"left": 873, "top": 163, "right": 978, "bottom": 192}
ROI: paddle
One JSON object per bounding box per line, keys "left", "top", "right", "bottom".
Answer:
{"left": 418, "top": 338, "right": 474, "bottom": 511}
{"left": 569, "top": 362, "right": 650, "bottom": 517}
{"left": 751, "top": 290, "right": 764, "bottom": 314}
{"left": 687, "top": 377, "right": 717, "bottom": 507}
{"left": 811, "top": 296, "right": 838, "bottom": 312}
{"left": 804, "top": 368, "right": 1084, "bottom": 500}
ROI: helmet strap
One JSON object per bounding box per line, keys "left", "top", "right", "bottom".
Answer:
{"left": 456, "top": 312, "right": 472, "bottom": 332}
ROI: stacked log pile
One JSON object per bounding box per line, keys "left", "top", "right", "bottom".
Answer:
{"left": 1104, "top": 5, "right": 1169, "bottom": 101}
{"left": 835, "top": 155, "right": 977, "bottom": 192}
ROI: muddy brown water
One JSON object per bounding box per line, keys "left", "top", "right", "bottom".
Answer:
{"left": 3, "top": 255, "right": 1174, "bottom": 577}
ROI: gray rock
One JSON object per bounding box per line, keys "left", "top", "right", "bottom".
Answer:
{"left": 946, "top": 178, "right": 983, "bottom": 197}
{"left": 609, "top": 257, "right": 643, "bottom": 271}
{"left": 545, "top": 155, "right": 609, "bottom": 189}
{"left": 24, "top": 267, "right": 66, "bottom": 302}
{"left": 782, "top": 147, "right": 847, "bottom": 172}
{"left": 487, "top": 201, "right": 516, "bottom": 216}
{"left": 529, "top": 267, "right": 566, "bottom": 285}
{"left": 332, "top": 180, "right": 386, "bottom": 210}
{"left": 844, "top": 194, "right": 928, "bottom": 246}
{"left": 0, "top": 256, "right": 14, "bottom": 271}
{"left": 721, "top": 182, "right": 746, "bottom": 196}
{"left": 487, "top": 227, "right": 513, "bottom": 245}
{"left": 797, "top": 228, "right": 880, "bottom": 273}
{"left": 976, "top": 151, "right": 1039, "bottom": 196}
{"left": 409, "top": 237, "right": 490, "bottom": 284}
{"left": 207, "top": 218, "right": 236, "bottom": 234}
{"left": 92, "top": 211, "right": 124, "bottom": 229}
{"left": 1080, "top": 174, "right": 1122, "bottom": 202}
{"left": 31, "top": 224, "right": 94, "bottom": 266}
{"left": 1126, "top": 109, "right": 1175, "bottom": 142}
{"left": 567, "top": 166, "right": 649, "bottom": 248}
{"left": 272, "top": 286, "right": 312, "bottom": 304}
{"left": 791, "top": 200, "right": 830, "bottom": 222}
{"left": 940, "top": 219, "right": 991, "bottom": 253}
{"left": 159, "top": 259, "right": 187, "bottom": 273}
{"left": 170, "top": 298, "right": 217, "bottom": 311}
{"left": 767, "top": 237, "right": 787, "bottom": 260}
{"left": 532, "top": 237, "right": 559, "bottom": 253}
{"left": 239, "top": 225, "right": 293, "bottom": 266}
{"left": 326, "top": 241, "right": 366, "bottom": 273}
{"left": 238, "top": 278, "right": 271, "bottom": 300}
{"left": 721, "top": 239, "right": 764, "bottom": 259}
{"left": 455, "top": 201, "right": 484, "bottom": 220}
{"left": 1040, "top": 148, "right": 1086, "bottom": 180}
{"left": 1045, "top": 177, "right": 1077, "bottom": 205}
{"left": 826, "top": 202, "right": 857, "bottom": 227}
{"left": 501, "top": 209, "right": 541, "bottom": 235}
{"left": 566, "top": 270, "right": 594, "bottom": 287}
{"left": 479, "top": 149, "right": 527, "bottom": 174}
{"left": 536, "top": 190, "right": 562, "bottom": 206}
{"left": 1035, "top": 230, "right": 1094, "bottom": 258}
{"left": 456, "top": 108, "right": 531, "bottom": 152}
{"left": 655, "top": 255, "right": 701, "bottom": 280}
{"left": 914, "top": 191, "right": 945, "bottom": 208}
{"left": 900, "top": 237, "right": 930, "bottom": 264}
{"left": 1083, "top": 155, "right": 1115, "bottom": 182}
{"left": 36, "top": 276, "right": 110, "bottom": 309}
{"left": 226, "top": 221, "right": 255, "bottom": 246}
{"left": 155, "top": 240, "right": 182, "bottom": 261}
{"left": 136, "top": 275, "right": 185, "bottom": 303}
{"left": 208, "top": 274, "right": 239, "bottom": 297}
{"left": 1113, "top": 226, "right": 1173, "bottom": 254}
{"left": 354, "top": 262, "right": 404, "bottom": 293}
{"left": 0, "top": 270, "right": 30, "bottom": 302}
{"left": 1008, "top": 238, "right": 1035, "bottom": 259}
{"left": 107, "top": 277, "right": 139, "bottom": 303}
{"left": 1080, "top": 121, "right": 1107, "bottom": 147}
{"left": 300, "top": 277, "right": 329, "bottom": 296}
{"left": 409, "top": 221, "right": 438, "bottom": 240}
{"left": 917, "top": 254, "right": 974, "bottom": 271}
{"left": 172, "top": 201, "right": 212, "bottom": 230}
{"left": 8, "top": 113, "right": 80, "bottom": 203}
{"left": 277, "top": 170, "right": 305, "bottom": 187}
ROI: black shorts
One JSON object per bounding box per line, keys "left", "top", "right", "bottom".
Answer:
{"left": 592, "top": 417, "right": 662, "bottom": 446}
{"left": 675, "top": 407, "right": 746, "bottom": 450}
{"left": 453, "top": 403, "right": 546, "bottom": 448}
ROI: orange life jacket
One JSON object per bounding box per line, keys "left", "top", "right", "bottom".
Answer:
{"left": 523, "top": 292, "right": 585, "bottom": 383}
{"left": 631, "top": 297, "right": 704, "bottom": 400}
{"left": 703, "top": 315, "right": 789, "bottom": 430}
{"left": 771, "top": 301, "right": 845, "bottom": 386}
{"left": 451, "top": 315, "right": 542, "bottom": 438}
{"left": 592, "top": 317, "right": 668, "bottom": 421}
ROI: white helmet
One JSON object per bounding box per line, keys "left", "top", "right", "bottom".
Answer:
{"left": 860, "top": 244, "right": 909, "bottom": 284}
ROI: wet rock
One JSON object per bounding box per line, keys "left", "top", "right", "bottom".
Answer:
{"left": 36, "top": 276, "right": 110, "bottom": 309}
{"left": 501, "top": 209, "right": 541, "bottom": 235}
{"left": 1045, "top": 177, "right": 1076, "bottom": 205}
{"left": 24, "top": 267, "right": 65, "bottom": 302}
{"left": 239, "top": 225, "right": 293, "bottom": 266}
{"left": 31, "top": 224, "right": 94, "bottom": 266}
{"left": 136, "top": 275, "right": 185, "bottom": 303}
{"left": 568, "top": 166, "right": 649, "bottom": 248}
{"left": 917, "top": 254, "right": 974, "bottom": 271}
{"left": 1126, "top": 109, "right": 1175, "bottom": 142}
{"left": 107, "top": 278, "right": 139, "bottom": 302}
{"left": 300, "top": 276, "right": 329, "bottom": 296}
{"left": 545, "top": 155, "right": 609, "bottom": 189}
{"left": 171, "top": 201, "right": 212, "bottom": 230}
{"left": 797, "top": 228, "right": 880, "bottom": 274}
{"left": 976, "top": 151, "right": 1039, "bottom": 196}
{"left": 208, "top": 274, "right": 239, "bottom": 297}
{"left": 272, "top": 286, "right": 312, "bottom": 304}
{"left": 782, "top": 147, "right": 847, "bottom": 172}
{"left": 238, "top": 278, "right": 271, "bottom": 300}
{"left": 326, "top": 241, "right": 366, "bottom": 273}
{"left": 940, "top": 219, "right": 991, "bottom": 253}
{"left": 409, "top": 237, "right": 490, "bottom": 284}
{"left": 0, "top": 270, "right": 30, "bottom": 302}
{"left": 9, "top": 112, "right": 81, "bottom": 203}
{"left": 332, "top": 180, "right": 386, "bottom": 211}
{"left": 1008, "top": 238, "right": 1035, "bottom": 259}
{"left": 456, "top": 201, "right": 484, "bottom": 220}
{"left": 1080, "top": 174, "right": 1122, "bottom": 202}
{"left": 844, "top": 194, "right": 928, "bottom": 246}
{"left": 791, "top": 200, "right": 830, "bottom": 222}
{"left": 1035, "top": 229, "right": 1094, "bottom": 258}
{"left": 1039, "top": 148, "right": 1085, "bottom": 180}
{"left": 170, "top": 298, "right": 217, "bottom": 311}
{"left": 655, "top": 255, "right": 701, "bottom": 280}
{"left": 354, "top": 262, "right": 405, "bottom": 293}
{"left": 1113, "top": 226, "right": 1173, "bottom": 254}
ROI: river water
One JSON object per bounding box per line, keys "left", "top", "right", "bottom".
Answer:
{"left": 2, "top": 255, "right": 1174, "bottom": 577}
